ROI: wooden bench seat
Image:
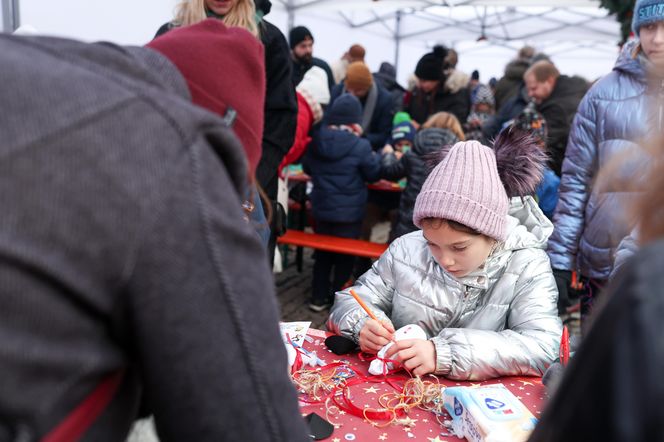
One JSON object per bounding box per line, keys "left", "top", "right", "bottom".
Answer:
{"left": 278, "top": 230, "right": 388, "bottom": 259}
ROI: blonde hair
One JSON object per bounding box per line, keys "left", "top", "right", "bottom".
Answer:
{"left": 421, "top": 112, "right": 466, "bottom": 141}
{"left": 174, "top": 0, "right": 259, "bottom": 37}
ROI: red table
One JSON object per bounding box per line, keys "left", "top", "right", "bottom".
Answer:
{"left": 298, "top": 329, "right": 546, "bottom": 442}
{"left": 286, "top": 171, "right": 402, "bottom": 193}
{"left": 367, "top": 179, "right": 404, "bottom": 193}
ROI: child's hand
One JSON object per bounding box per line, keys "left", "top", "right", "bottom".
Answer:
{"left": 359, "top": 319, "right": 395, "bottom": 354}
{"left": 384, "top": 339, "right": 436, "bottom": 376}
{"left": 394, "top": 151, "right": 404, "bottom": 160}
{"left": 382, "top": 144, "right": 394, "bottom": 154}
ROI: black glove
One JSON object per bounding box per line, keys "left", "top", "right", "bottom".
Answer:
{"left": 553, "top": 269, "right": 572, "bottom": 315}
{"left": 542, "top": 361, "right": 565, "bottom": 396}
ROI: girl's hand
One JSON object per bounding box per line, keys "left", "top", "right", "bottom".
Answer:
{"left": 384, "top": 339, "right": 436, "bottom": 376}
{"left": 359, "top": 319, "right": 395, "bottom": 353}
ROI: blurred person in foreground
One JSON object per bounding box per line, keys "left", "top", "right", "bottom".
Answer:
{"left": 0, "top": 23, "right": 309, "bottom": 441}
{"left": 529, "top": 132, "right": 664, "bottom": 441}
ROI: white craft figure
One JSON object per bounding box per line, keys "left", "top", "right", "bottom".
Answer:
{"left": 369, "top": 324, "right": 427, "bottom": 375}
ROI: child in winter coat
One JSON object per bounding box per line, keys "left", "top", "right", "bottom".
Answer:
{"left": 304, "top": 94, "right": 381, "bottom": 311}
{"left": 328, "top": 128, "right": 562, "bottom": 380}
{"left": 464, "top": 84, "right": 495, "bottom": 142}
{"left": 380, "top": 127, "right": 460, "bottom": 240}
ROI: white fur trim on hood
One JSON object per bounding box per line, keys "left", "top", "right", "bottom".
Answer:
{"left": 297, "top": 66, "right": 330, "bottom": 105}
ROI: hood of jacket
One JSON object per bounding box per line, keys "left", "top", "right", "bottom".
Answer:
{"left": 314, "top": 126, "right": 363, "bottom": 160}
{"left": 548, "top": 75, "right": 588, "bottom": 104}
{"left": 412, "top": 127, "right": 459, "bottom": 157}
{"left": 456, "top": 196, "right": 552, "bottom": 285}
{"left": 503, "top": 58, "right": 530, "bottom": 80}
{"left": 614, "top": 40, "right": 648, "bottom": 83}
{"left": 373, "top": 71, "right": 406, "bottom": 92}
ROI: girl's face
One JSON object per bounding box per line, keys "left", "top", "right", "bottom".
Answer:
{"left": 640, "top": 21, "right": 664, "bottom": 69}
{"left": 422, "top": 221, "right": 495, "bottom": 278}
{"left": 205, "top": 0, "right": 237, "bottom": 16}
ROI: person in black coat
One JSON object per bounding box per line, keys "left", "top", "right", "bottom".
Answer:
{"left": 380, "top": 128, "right": 460, "bottom": 240}
{"left": 403, "top": 45, "right": 470, "bottom": 127}
{"left": 373, "top": 61, "right": 406, "bottom": 115}
{"left": 288, "top": 26, "right": 334, "bottom": 90}
{"left": 524, "top": 61, "right": 588, "bottom": 176}
{"left": 329, "top": 62, "right": 394, "bottom": 150}
{"left": 303, "top": 94, "right": 381, "bottom": 311}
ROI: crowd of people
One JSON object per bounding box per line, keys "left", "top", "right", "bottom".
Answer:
{"left": 1, "top": 0, "right": 663, "bottom": 439}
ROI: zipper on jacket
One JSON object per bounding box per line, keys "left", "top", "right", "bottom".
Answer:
{"left": 449, "top": 285, "right": 472, "bottom": 326}
{"left": 659, "top": 80, "right": 664, "bottom": 131}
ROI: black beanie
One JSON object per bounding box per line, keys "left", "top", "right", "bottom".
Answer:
{"left": 327, "top": 93, "right": 363, "bottom": 126}
{"left": 289, "top": 26, "right": 314, "bottom": 50}
{"left": 415, "top": 45, "right": 447, "bottom": 81}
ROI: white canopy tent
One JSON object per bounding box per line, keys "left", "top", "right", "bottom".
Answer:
{"left": 268, "top": 0, "right": 622, "bottom": 83}
{"left": 2, "top": 0, "right": 623, "bottom": 84}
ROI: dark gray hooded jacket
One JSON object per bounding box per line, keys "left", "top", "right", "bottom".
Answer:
{"left": 0, "top": 34, "right": 309, "bottom": 442}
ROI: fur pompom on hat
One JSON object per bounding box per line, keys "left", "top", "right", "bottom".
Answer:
{"left": 413, "top": 128, "right": 545, "bottom": 240}
{"left": 345, "top": 62, "right": 373, "bottom": 92}
{"left": 415, "top": 45, "right": 447, "bottom": 81}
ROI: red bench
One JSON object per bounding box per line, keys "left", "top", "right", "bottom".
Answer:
{"left": 278, "top": 230, "right": 388, "bottom": 259}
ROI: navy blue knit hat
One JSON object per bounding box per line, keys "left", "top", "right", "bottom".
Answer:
{"left": 390, "top": 121, "right": 416, "bottom": 145}
{"left": 326, "top": 94, "right": 362, "bottom": 126}
{"left": 633, "top": 0, "right": 664, "bottom": 36}
{"left": 289, "top": 26, "right": 313, "bottom": 49}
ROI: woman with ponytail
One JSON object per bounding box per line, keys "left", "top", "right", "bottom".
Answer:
{"left": 328, "top": 128, "right": 562, "bottom": 380}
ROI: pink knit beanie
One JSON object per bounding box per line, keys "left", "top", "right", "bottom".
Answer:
{"left": 413, "top": 128, "right": 547, "bottom": 241}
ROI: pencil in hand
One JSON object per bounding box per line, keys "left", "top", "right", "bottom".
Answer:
{"left": 348, "top": 289, "right": 394, "bottom": 336}
{"left": 349, "top": 288, "right": 379, "bottom": 321}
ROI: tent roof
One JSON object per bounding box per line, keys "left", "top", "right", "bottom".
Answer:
{"left": 274, "top": 0, "right": 619, "bottom": 43}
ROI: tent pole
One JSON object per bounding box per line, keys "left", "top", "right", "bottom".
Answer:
{"left": 394, "top": 9, "right": 402, "bottom": 78}
{"left": 2, "top": 0, "right": 20, "bottom": 32}
{"left": 287, "top": 0, "right": 295, "bottom": 31}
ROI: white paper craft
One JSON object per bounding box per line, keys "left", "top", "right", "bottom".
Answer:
{"left": 369, "top": 324, "right": 427, "bottom": 375}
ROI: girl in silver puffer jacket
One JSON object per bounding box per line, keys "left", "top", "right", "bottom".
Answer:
{"left": 328, "top": 129, "right": 562, "bottom": 381}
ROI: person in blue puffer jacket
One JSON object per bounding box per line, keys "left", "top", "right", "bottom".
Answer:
{"left": 303, "top": 94, "right": 381, "bottom": 311}
{"left": 547, "top": 0, "right": 664, "bottom": 331}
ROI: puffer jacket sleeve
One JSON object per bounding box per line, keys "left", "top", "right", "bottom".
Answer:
{"left": 327, "top": 243, "right": 397, "bottom": 341}
{"left": 547, "top": 93, "right": 597, "bottom": 271}
{"left": 432, "top": 250, "right": 562, "bottom": 380}
{"left": 609, "top": 228, "right": 639, "bottom": 281}
{"left": 380, "top": 152, "right": 407, "bottom": 181}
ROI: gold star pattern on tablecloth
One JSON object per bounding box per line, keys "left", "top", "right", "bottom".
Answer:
{"left": 519, "top": 380, "right": 535, "bottom": 386}
{"left": 397, "top": 416, "right": 418, "bottom": 427}
{"left": 332, "top": 438, "right": 340, "bottom": 442}
{"left": 378, "top": 433, "right": 388, "bottom": 440}
{"left": 363, "top": 386, "right": 379, "bottom": 394}
{"left": 427, "top": 436, "right": 445, "bottom": 442}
